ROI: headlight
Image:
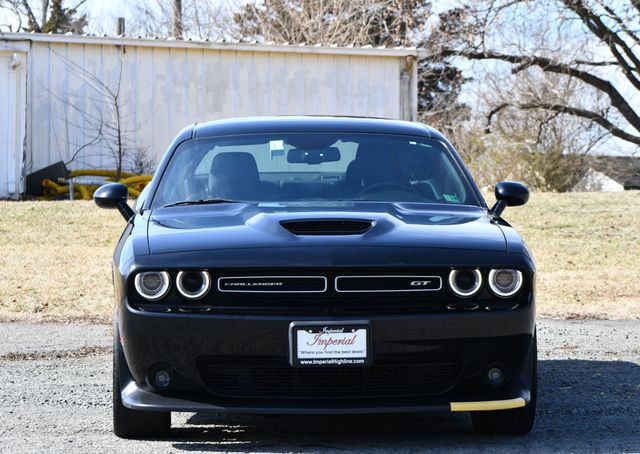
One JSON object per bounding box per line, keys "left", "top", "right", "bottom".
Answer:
{"left": 488, "top": 269, "right": 523, "bottom": 297}
{"left": 448, "top": 269, "right": 482, "bottom": 297}
{"left": 176, "top": 271, "right": 211, "bottom": 299}
{"left": 134, "top": 271, "right": 170, "bottom": 301}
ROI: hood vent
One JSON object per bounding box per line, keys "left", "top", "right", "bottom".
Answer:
{"left": 280, "top": 219, "right": 374, "bottom": 236}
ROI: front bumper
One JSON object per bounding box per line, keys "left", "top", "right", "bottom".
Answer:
{"left": 118, "top": 302, "right": 536, "bottom": 414}
{"left": 122, "top": 379, "right": 528, "bottom": 414}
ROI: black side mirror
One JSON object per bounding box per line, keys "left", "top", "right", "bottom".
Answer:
{"left": 94, "top": 183, "right": 135, "bottom": 221}
{"left": 490, "top": 181, "right": 529, "bottom": 217}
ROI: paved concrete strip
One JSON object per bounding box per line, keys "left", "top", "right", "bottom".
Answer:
{"left": 0, "top": 318, "right": 638, "bottom": 453}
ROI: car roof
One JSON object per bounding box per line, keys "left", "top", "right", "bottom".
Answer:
{"left": 192, "top": 116, "right": 446, "bottom": 141}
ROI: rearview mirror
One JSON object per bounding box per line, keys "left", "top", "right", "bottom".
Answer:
{"left": 94, "top": 183, "right": 135, "bottom": 221}
{"left": 287, "top": 147, "right": 341, "bottom": 164}
{"left": 490, "top": 181, "right": 529, "bottom": 217}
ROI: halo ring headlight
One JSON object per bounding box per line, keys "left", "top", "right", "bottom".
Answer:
{"left": 448, "top": 269, "right": 482, "bottom": 298}
{"left": 488, "top": 269, "right": 523, "bottom": 298}
{"left": 176, "top": 271, "right": 211, "bottom": 300}
{"left": 134, "top": 271, "right": 170, "bottom": 301}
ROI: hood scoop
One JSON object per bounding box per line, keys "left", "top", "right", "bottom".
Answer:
{"left": 280, "top": 219, "right": 374, "bottom": 236}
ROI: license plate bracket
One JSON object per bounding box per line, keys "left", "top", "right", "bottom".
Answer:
{"left": 289, "top": 321, "right": 371, "bottom": 367}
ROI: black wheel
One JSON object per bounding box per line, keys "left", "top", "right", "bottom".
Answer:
{"left": 471, "top": 334, "right": 537, "bottom": 435}
{"left": 113, "top": 326, "right": 171, "bottom": 439}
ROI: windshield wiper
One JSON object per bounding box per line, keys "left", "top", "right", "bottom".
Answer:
{"left": 162, "top": 198, "right": 241, "bottom": 208}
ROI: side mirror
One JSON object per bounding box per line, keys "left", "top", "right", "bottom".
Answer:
{"left": 490, "top": 181, "right": 529, "bottom": 217}
{"left": 94, "top": 183, "right": 135, "bottom": 221}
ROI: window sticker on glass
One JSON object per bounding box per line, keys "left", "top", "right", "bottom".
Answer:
{"left": 270, "top": 140, "right": 285, "bottom": 159}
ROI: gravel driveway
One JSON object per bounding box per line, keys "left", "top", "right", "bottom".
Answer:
{"left": 0, "top": 318, "right": 638, "bottom": 453}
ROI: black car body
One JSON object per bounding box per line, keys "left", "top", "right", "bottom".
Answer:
{"left": 95, "top": 117, "right": 536, "bottom": 439}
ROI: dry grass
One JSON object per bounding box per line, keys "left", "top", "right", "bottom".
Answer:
{"left": 500, "top": 191, "right": 640, "bottom": 320}
{"left": 0, "top": 192, "right": 639, "bottom": 322}
{"left": 0, "top": 201, "right": 122, "bottom": 323}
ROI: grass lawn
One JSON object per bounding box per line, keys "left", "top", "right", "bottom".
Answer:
{"left": 0, "top": 191, "right": 638, "bottom": 322}
{"left": 504, "top": 191, "right": 640, "bottom": 320}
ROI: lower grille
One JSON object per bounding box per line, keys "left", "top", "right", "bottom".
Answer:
{"left": 198, "top": 358, "right": 460, "bottom": 398}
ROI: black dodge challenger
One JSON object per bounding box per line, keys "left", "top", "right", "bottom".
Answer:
{"left": 94, "top": 116, "right": 536, "bottom": 439}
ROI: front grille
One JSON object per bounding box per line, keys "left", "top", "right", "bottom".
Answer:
{"left": 280, "top": 219, "right": 373, "bottom": 235}
{"left": 198, "top": 357, "right": 460, "bottom": 398}
{"left": 335, "top": 275, "right": 443, "bottom": 292}
{"left": 218, "top": 276, "right": 327, "bottom": 293}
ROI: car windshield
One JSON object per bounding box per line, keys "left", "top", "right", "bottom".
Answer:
{"left": 151, "top": 133, "right": 478, "bottom": 208}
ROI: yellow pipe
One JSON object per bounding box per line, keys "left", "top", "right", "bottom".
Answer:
{"left": 76, "top": 184, "right": 91, "bottom": 200}
{"left": 70, "top": 169, "right": 134, "bottom": 178}
{"left": 449, "top": 398, "right": 526, "bottom": 412}
{"left": 128, "top": 187, "right": 141, "bottom": 197}
{"left": 128, "top": 183, "right": 148, "bottom": 192}
{"left": 42, "top": 178, "right": 66, "bottom": 193}
{"left": 118, "top": 175, "right": 152, "bottom": 185}
{"left": 41, "top": 171, "right": 149, "bottom": 200}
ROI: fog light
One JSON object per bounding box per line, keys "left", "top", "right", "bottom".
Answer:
{"left": 154, "top": 371, "right": 171, "bottom": 387}
{"left": 487, "top": 367, "right": 504, "bottom": 385}
{"left": 148, "top": 365, "right": 174, "bottom": 390}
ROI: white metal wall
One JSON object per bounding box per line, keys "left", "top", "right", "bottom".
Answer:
{"left": 0, "top": 34, "right": 417, "bottom": 197}
{"left": 0, "top": 42, "right": 27, "bottom": 198}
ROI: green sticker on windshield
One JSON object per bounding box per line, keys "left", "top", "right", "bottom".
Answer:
{"left": 443, "top": 193, "right": 460, "bottom": 203}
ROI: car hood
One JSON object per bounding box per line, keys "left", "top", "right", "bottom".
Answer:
{"left": 146, "top": 202, "right": 506, "bottom": 255}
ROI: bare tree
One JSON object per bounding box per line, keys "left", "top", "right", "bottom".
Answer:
{"left": 128, "top": 0, "right": 232, "bottom": 40}
{"left": 430, "top": 0, "right": 640, "bottom": 150}
{"left": 232, "top": 0, "right": 429, "bottom": 47}
{"left": 0, "top": 0, "right": 87, "bottom": 33}
{"left": 49, "top": 49, "right": 151, "bottom": 179}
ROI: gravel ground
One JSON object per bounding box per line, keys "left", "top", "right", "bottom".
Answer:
{"left": 0, "top": 319, "right": 638, "bottom": 453}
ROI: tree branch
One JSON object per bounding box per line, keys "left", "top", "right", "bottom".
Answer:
{"left": 598, "top": 1, "right": 640, "bottom": 48}
{"left": 485, "top": 102, "right": 509, "bottom": 132}
{"left": 438, "top": 48, "right": 640, "bottom": 134}
{"left": 20, "top": 0, "right": 40, "bottom": 31}
{"left": 563, "top": 0, "right": 640, "bottom": 91}
{"left": 488, "top": 101, "right": 640, "bottom": 146}
{"left": 572, "top": 59, "right": 631, "bottom": 68}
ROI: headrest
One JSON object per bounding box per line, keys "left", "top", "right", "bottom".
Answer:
{"left": 210, "top": 152, "right": 259, "bottom": 180}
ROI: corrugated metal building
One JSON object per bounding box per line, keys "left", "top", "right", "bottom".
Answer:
{"left": 0, "top": 32, "right": 420, "bottom": 198}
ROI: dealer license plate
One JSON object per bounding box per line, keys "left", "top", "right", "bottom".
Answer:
{"left": 289, "top": 322, "right": 370, "bottom": 367}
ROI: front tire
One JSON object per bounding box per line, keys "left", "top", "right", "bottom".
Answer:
{"left": 471, "top": 333, "right": 537, "bottom": 435}
{"left": 113, "top": 327, "right": 171, "bottom": 439}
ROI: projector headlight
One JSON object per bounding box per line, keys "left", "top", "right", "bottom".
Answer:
{"left": 448, "top": 269, "right": 482, "bottom": 298}
{"left": 176, "top": 271, "right": 211, "bottom": 300}
{"left": 488, "top": 269, "right": 523, "bottom": 298}
{"left": 134, "top": 271, "right": 170, "bottom": 301}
